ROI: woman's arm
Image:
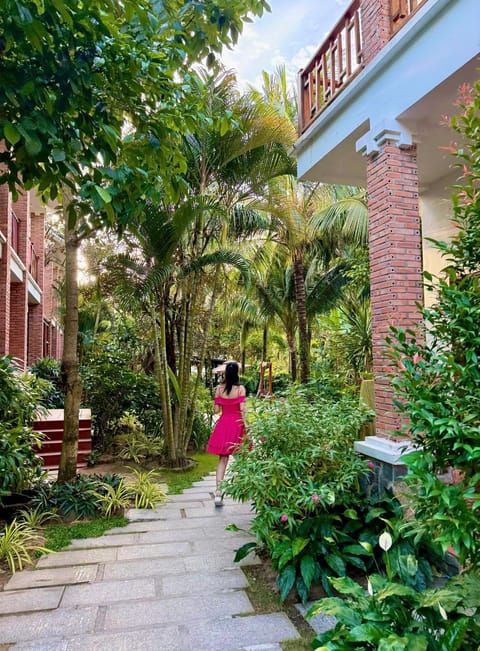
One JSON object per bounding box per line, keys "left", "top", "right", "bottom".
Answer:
{"left": 239, "top": 385, "right": 248, "bottom": 427}
{"left": 214, "top": 384, "right": 222, "bottom": 414}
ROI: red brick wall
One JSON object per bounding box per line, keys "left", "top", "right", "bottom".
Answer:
{"left": 27, "top": 212, "right": 45, "bottom": 365}
{"left": 367, "top": 141, "right": 423, "bottom": 437}
{"left": 9, "top": 193, "right": 30, "bottom": 367}
{"left": 360, "top": 0, "right": 392, "bottom": 64}
{"left": 0, "top": 184, "right": 11, "bottom": 355}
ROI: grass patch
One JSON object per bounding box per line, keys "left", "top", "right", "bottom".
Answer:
{"left": 43, "top": 515, "right": 128, "bottom": 552}
{"left": 243, "top": 564, "right": 316, "bottom": 651}
{"left": 159, "top": 452, "right": 218, "bottom": 494}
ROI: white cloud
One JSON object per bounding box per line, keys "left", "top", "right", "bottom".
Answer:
{"left": 221, "top": 0, "right": 348, "bottom": 91}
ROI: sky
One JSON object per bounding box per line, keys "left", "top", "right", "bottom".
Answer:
{"left": 221, "top": 0, "right": 350, "bottom": 91}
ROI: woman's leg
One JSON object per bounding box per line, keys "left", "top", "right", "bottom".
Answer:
{"left": 216, "top": 455, "right": 229, "bottom": 491}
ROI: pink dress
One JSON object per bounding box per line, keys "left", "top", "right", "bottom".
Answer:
{"left": 207, "top": 394, "right": 246, "bottom": 455}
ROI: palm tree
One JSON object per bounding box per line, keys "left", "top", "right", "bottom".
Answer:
{"left": 110, "top": 70, "right": 296, "bottom": 466}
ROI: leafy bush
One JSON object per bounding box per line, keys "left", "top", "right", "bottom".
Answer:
{"left": 81, "top": 349, "right": 163, "bottom": 448}
{"left": 29, "top": 357, "right": 64, "bottom": 408}
{"left": 190, "top": 383, "right": 215, "bottom": 450}
{"left": 113, "top": 412, "right": 163, "bottom": 462}
{"left": 32, "top": 475, "right": 100, "bottom": 519}
{"left": 0, "top": 356, "right": 48, "bottom": 500}
{"left": 224, "top": 385, "right": 375, "bottom": 601}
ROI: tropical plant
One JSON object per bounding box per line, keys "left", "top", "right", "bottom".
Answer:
{"left": 0, "top": 519, "right": 51, "bottom": 573}
{"left": 0, "top": 356, "right": 48, "bottom": 499}
{"left": 126, "top": 468, "right": 167, "bottom": 509}
{"left": 89, "top": 480, "right": 132, "bottom": 517}
{"left": 224, "top": 384, "right": 375, "bottom": 600}
{"left": 29, "top": 357, "right": 64, "bottom": 408}
{"left": 16, "top": 506, "right": 58, "bottom": 529}
{"left": 32, "top": 475, "right": 100, "bottom": 520}
{"left": 0, "top": 0, "right": 271, "bottom": 482}
{"left": 109, "top": 71, "right": 295, "bottom": 467}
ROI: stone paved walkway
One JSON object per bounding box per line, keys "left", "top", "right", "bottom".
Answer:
{"left": 0, "top": 473, "right": 300, "bottom": 650}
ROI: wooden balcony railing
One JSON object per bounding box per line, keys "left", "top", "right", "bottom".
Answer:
{"left": 11, "top": 210, "right": 19, "bottom": 253}
{"left": 299, "top": 0, "right": 362, "bottom": 134}
{"left": 299, "top": 0, "right": 430, "bottom": 134}
{"left": 391, "top": 0, "right": 429, "bottom": 34}
{"left": 29, "top": 241, "right": 39, "bottom": 282}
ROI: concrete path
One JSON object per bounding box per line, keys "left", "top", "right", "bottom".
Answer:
{"left": 0, "top": 473, "right": 300, "bottom": 650}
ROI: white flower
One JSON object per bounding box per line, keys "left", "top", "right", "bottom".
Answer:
{"left": 367, "top": 578, "right": 374, "bottom": 596}
{"left": 379, "top": 531, "right": 393, "bottom": 551}
{"left": 439, "top": 604, "right": 448, "bottom": 620}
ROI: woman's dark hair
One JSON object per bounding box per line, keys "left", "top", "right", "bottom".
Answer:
{"left": 224, "top": 361, "right": 240, "bottom": 395}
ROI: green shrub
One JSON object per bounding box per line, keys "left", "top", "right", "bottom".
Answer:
{"left": 81, "top": 349, "right": 163, "bottom": 448}
{"left": 224, "top": 385, "right": 375, "bottom": 601}
{"left": 29, "top": 357, "right": 64, "bottom": 408}
{"left": 0, "top": 356, "right": 48, "bottom": 500}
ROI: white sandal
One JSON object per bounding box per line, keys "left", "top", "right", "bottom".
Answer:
{"left": 214, "top": 491, "right": 224, "bottom": 506}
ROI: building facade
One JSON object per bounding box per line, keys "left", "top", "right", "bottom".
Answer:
{"left": 295, "top": 0, "right": 479, "bottom": 450}
{"left": 0, "top": 184, "right": 63, "bottom": 369}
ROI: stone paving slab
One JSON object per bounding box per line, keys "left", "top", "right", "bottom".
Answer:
{"left": 68, "top": 533, "right": 140, "bottom": 548}
{"left": 184, "top": 551, "right": 260, "bottom": 572}
{"left": 103, "top": 591, "right": 254, "bottom": 630}
{"left": 5, "top": 565, "right": 97, "bottom": 591}
{"left": 180, "top": 613, "right": 300, "bottom": 650}
{"left": 61, "top": 577, "right": 156, "bottom": 607}
{"left": 0, "top": 586, "right": 63, "bottom": 615}
{"left": 101, "top": 556, "right": 187, "bottom": 580}
{"left": 295, "top": 601, "right": 337, "bottom": 634}
{"left": 0, "top": 472, "right": 301, "bottom": 650}
{"left": 36, "top": 547, "right": 116, "bottom": 568}
{"left": 0, "top": 606, "right": 98, "bottom": 645}
{"left": 116, "top": 540, "right": 190, "bottom": 560}
{"left": 158, "top": 568, "right": 248, "bottom": 597}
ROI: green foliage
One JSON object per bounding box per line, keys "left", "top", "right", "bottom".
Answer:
{"left": 387, "top": 81, "right": 480, "bottom": 568}
{"left": 113, "top": 412, "right": 163, "bottom": 463}
{"left": 29, "top": 357, "right": 64, "bottom": 408}
{"left": 89, "top": 480, "right": 132, "bottom": 517}
{"left": 43, "top": 515, "right": 128, "bottom": 552}
{"left": 81, "top": 349, "right": 163, "bottom": 448}
{"left": 310, "top": 570, "right": 480, "bottom": 650}
{"left": 32, "top": 475, "right": 101, "bottom": 520}
{"left": 126, "top": 468, "right": 167, "bottom": 509}
{"left": 224, "top": 385, "right": 375, "bottom": 601}
{"left": 0, "top": 356, "right": 47, "bottom": 499}
{"left": 190, "top": 383, "right": 215, "bottom": 450}
{"left": 0, "top": 519, "right": 51, "bottom": 573}
{"left": 16, "top": 506, "right": 58, "bottom": 529}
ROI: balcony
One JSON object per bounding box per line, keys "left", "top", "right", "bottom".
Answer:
{"left": 29, "top": 241, "right": 39, "bottom": 282}
{"left": 299, "top": 0, "right": 429, "bottom": 134}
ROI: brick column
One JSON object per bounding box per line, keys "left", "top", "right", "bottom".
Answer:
{"left": 0, "top": 184, "right": 11, "bottom": 356}
{"left": 9, "top": 193, "right": 30, "bottom": 368}
{"left": 359, "top": 0, "right": 392, "bottom": 64}
{"left": 366, "top": 140, "right": 423, "bottom": 437}
{"left": 27, "top": 211, "right": 45, "bottom": 365}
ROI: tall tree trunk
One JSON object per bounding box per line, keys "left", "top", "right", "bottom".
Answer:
{"left": 262, "top": 326, "right": 268, "bottom": 361}
{"left": 183, "top": 269, "right": 220, "bottom": 454}
{"left": 287, "top": 330, "right": 297, "bottom": 383}
{"left": 58, "top": 191, "right": 82, "bottom": 483}
{"left": 293, "top": 252, "right": 309, "bottom": 383}
{"left": 151, "top": 302, "right": 176, "bottom": 464}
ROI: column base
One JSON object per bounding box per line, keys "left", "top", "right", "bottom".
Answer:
{"left": 354, "top": 435, "right": 414, "bottom": 497}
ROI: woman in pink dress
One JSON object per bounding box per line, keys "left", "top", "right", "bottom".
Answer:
{"left": 207, "top": 361, "right": 247, "bottom": 506}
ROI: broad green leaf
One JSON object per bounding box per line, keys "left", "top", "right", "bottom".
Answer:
{"left": 4, "top": 123, "right": 21, "bottom": 145}
{"left": 234, "top": 542, "right": 256, "bottom": 562}
{"left": 291, "top": 537, "right": 309, "bottom": 557}
{"left": 300, "top": 555, "right": 316, "bottom": 589}
{"left": 95, "top": 186, "right": 112, "bottom": 204}
{"left": 326, "top": 553, "right": 346, "bottom": 576}
{"left": 277, "top": 565, "right": 296, "bottom": 602}
{"left": 349, "top": 623, "right": 384, "bottom": 642}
